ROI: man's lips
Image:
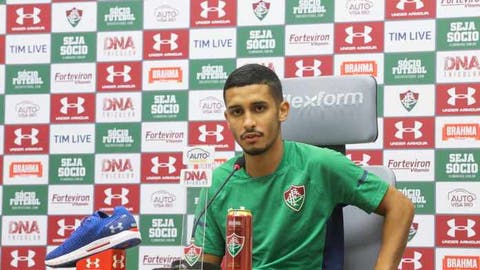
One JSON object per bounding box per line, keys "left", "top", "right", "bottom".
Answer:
{"left": 241, "top": 132, "right": 262, "bottom": 140}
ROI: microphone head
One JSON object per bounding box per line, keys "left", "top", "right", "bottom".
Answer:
{"left": 233, "top": 156, "right": 245, "bottom": 170}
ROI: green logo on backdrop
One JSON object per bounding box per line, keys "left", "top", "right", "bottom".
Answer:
{"left": 436, "top": 149, "right": 480, "bottom": 181}
{"left": 3, "top": 185, "right": 48, "bottom": 215}
{"left": 237, "top": 26, "right": 284, "bottom": 57}
{"left": 187, "top": 188, "right": 202, "bottom": 215}
{"left": 384, "top": 52, "right": 435, "bottom": 85}
{"left": 96, "top": 123, "right": 141, "bottom": 153}
{"left": 142, "top": 91, "right": 188, "bottom": 121}
{"left": 52, "top": 32, "right": 96, "bottom": 63}
{"left": 437, "top": 17, "right": 480, "bottom": 51}
{"left": 141, "top": 215, "right": 183, "bottom": 245}
{"left": 189, "top": 59, "right": 235, "bottom": 90}
{"left": 49, "top": 154, "right": 94, "bottom": 184}
{"left": 285, "top": 0, "right": 333, "bottom": 24}
{"left": 97, "top": 1, "right": 142, "bottom": 31}
{"left": 397, "top": 182, "right": 434, "bottom": 214}
{"left": 6, "top": 64, "right": 50, "bottom": 94}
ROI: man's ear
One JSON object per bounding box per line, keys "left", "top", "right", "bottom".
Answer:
{"left": 278, "top": 101, "right": 289, "bottom": 122}
{"left": 224, "top": 110, "right": 231, "bottom": 128}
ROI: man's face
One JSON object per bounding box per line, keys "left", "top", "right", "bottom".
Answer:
{"left": 224, "top": 84, "right": 288, "bottom": 156}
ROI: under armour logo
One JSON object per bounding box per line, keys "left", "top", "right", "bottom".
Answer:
{"left": 345, "top": 26, "right": 372, "bottom": 44}
{"left": 151, "top": 156, "right": 177, "bottom": 174}
{"left": 200, "top": 0, "right": 226, "bottom": 18}
{"left": 295, "top": 59, "right": 322, "bottom": 77}
{"left": 10, "top": 250, "right": 36, "bottom": 268}
{"left": 86, "top": 258, "right": 101, "bottom": 268}
{"left": 57, "top": 218, "right": 81, "bottom": 237}
{"left": 395, "top": 121, "right": 423, "bottom": 139}
{"left": 153, "top": 33, "right": 178, "bottom": 51}
{"left": 399, "top": 251, "right": 422, "bottom": 270}
{"left": 104, "top": 188, "right": 130, "bottom": 205}
{"left": 14, "top": 128, "right": 39, "bottom": 145}
{"left": 16, "top": 7, "right": 41, "bottom": 25}
{"left": 347, "top": 153, "right": 371, "bottom": 166}
{"left": 113, "top": 254, "right": 125, "bottom": 268}
{"left": 396, "top": 0, "right": 424, "bottom": 10}
{"left": 106, "top": 65, "right": 131, "bottom": 83}
{"left": 109, "top": 222, "right": 124, "bottom": 234}
{"left": 198, "top": 124, "right": 224, "bottom": 142}
{"left": 60, "top": 97, "right": 85, "bottom": 115}
{"left": 447, "top": 218, "right": 476, "bottom": 238}
{"left": 447, "top": 87, "right": 476, "bottom": 106}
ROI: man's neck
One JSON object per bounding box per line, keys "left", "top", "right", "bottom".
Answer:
{"left": 244, "top": 139, "right": 284, "bottom": 178}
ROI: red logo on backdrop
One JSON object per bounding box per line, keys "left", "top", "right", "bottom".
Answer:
{"left": 5, "top": 125, "right": 49, "bottom": 154}
{"left": 51, "top": 93, "right": 95, "bottom": 123}
{"left": 384, "top": 117, "right": 434, "bottom": 149}
{"left": 141, "top": 152, "right": 184, "bottom": 183}
{"left": 340, "top": 60, "right": 378, "bottom": 76}
{"left": 189, "top": 121, "right": 235, "bottom": 151}
{"left": 436, "top": 84, "right": 480, "bottom": 115}
{"left": 144, "top": 29, "right": 189, "bottom": 60}
{"left": 48, "top": 216, "right": 83, "bottom": 245}
{"left": 436, "top": 215, "right": 480, "bottom": 248}
{"left": 1, "top": 247, "right": 45, "bottom": 269}
{"left": 190, "top": 0, "right": 236, "bottom": 27}
{"left": 97, "top": 62, "right": 142, "bottom": 91}
{"left": 443, "top": 256, "right": 480, "bottom": 270}
{"left": 285, "top": 56, "right": 333, "bottom": 78}
{"left": 94, "top": 185, "right": 140, "bottom": 214}
{"left": 0, "top": 35, "right": 5, "bottom": 64}
{"left": 334, "top": 22, "right": 384, "bottom": 54}
{"left": 386, "top": 0, "right": 435, "bottom": 19}
{"left": 346, "top": 150, "right": 383, "bottom": 166}
{"left": 398, "top": 247, "right": 434, "bottom": 270}
{"left": 7, "top": 4, "right": 51, "bottom": 33}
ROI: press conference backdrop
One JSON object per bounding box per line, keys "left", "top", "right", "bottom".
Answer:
{"left": 0, "top": 1, "right": 479, "bottom": 269}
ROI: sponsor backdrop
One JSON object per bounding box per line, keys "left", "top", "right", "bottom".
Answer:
{"left": 0, "top": 0, "right": 479, "bottom": 269}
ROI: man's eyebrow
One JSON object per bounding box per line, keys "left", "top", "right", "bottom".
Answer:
{"left": 226, "top": 104, "right": 242, "bottom": 110}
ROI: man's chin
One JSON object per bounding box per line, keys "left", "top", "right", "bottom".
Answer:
{"left": 242, "top": 146, "right": 267, "bottom": 156}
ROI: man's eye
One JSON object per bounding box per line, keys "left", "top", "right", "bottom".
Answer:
{"left": 255, "top": 105, "right": 265, "bottom": 112}
{"left": 231, "top": 109, "right": 242, "bottom": 116}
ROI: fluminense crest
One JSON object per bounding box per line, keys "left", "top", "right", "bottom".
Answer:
{"left": 66, "top": 7, "right": 83, "bottom": 27}
{"left": 283, "top": 185, "right": 305, "bottom": 212}
{"left": 400, "top": 90, "right": 419, "bottom": 112}
{"left": 226, "top": 233, "right": 245, "bottom": 257}
{"left": 252, "top": 0, "right": 270, "bottom": 21}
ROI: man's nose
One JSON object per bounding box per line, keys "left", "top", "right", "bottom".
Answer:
{"left": 243, "top": 113, "right": 256, "bottom": 129}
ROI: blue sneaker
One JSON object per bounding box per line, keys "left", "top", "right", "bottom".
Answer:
{"left": 45, "top": 206, "right": 141, "bottom": 268}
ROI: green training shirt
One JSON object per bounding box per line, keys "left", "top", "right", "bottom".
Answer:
{"left": 194, "top": 140, "right": 389, "bottom": 269}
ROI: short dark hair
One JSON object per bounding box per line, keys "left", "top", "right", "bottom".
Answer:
{"left": 223, "top": 64, "right": 283, "bottom": 103}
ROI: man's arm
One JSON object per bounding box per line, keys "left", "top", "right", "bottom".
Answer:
{"left": 373, "top": 185, "right": 415, "bottom": 270}
{"left": 202, "top": 254, "right": 222, "bottom": 265}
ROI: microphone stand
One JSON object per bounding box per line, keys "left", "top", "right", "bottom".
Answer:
{"left": 158, "top": 157, "right": 245, "bottom": 270}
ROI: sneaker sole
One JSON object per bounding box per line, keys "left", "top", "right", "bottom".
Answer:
{"left": 45, "top": 229, "right": 141, "bottom": 267}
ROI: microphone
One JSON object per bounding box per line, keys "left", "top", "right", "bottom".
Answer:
{"left": 158, "top": 156, "right": 245, "bottom": 270}
{"left": 191, "top": 155, "right": 245, "bottom": 240}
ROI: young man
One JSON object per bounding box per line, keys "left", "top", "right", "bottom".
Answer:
{"left": 194, "top": 64, "right": 414, "bottom": 269}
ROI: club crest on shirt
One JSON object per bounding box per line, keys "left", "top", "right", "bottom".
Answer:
{"left": 184, "top": 243, "right": 202, "bottom": 266}
{"left": 283, "top": 185, "right": 305, "bottom": 212}
{"left": 226, "top": 233, "right": 245, "bottom": 257}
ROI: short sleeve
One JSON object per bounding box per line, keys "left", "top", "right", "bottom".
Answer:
{"left": 324, "top": 150, "right": 389, "bottom": 213}
{"left": 193, "top": 188, "right": 225, "bottom": 257}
